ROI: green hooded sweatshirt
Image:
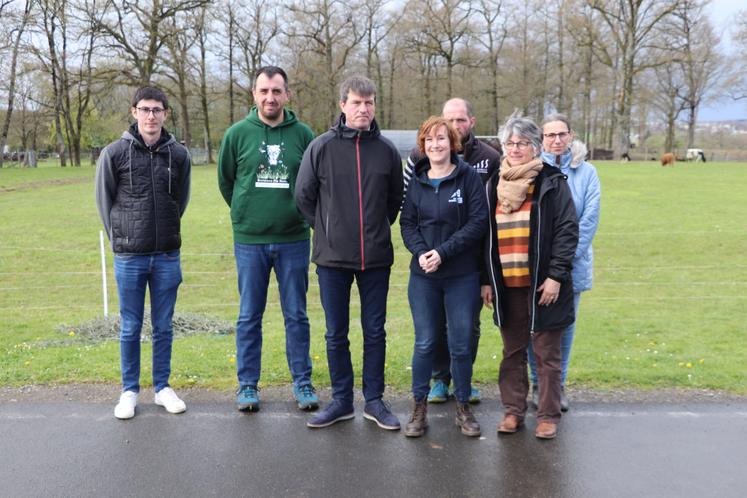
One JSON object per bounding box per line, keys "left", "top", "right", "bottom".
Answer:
{"left": 218, "top": 107, "right": 314, "bottom": 244}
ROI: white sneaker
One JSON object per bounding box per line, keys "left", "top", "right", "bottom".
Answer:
{"left": 154, "top": 387, "right": 186, "bottom": 414}
{"left": 114, "top": 391, "right": 138, "bottom": 419}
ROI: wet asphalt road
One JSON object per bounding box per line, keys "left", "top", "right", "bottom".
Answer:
{"left": 1, "top": 397, "right": 746, "bottom": 498}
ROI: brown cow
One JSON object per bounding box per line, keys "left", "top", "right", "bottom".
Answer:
{"left": 660, "top": 153, "right": 675, "bottom": 166}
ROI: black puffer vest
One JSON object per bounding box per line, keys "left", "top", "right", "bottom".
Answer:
{"left": 107, "top": 125, "right": 189, "bottom": 254}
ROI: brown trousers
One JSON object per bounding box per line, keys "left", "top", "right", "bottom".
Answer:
{"left": 499, "top": 287, "right": 563, "bottom": 423}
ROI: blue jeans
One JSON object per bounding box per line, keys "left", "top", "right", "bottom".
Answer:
{"left": 408, "top": 273, "right": 479, "bottom": 403}
{"left": 114, "top": 251, "right": 182, "bottom": 393}
{"left": 234, "top": 240, "right": 312, "bottom": 388}
{"left": 431, "top": 299, "right": 482, "bottom": 384}
{"left": 528, "top": 292, "right": 581, "bottom": 386}
{"left": 316, "top": 265, "right": 390, "bottom": 405}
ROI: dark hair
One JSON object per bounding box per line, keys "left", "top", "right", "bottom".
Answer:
{"left": 254, "top": 66, "right": 289, "bottom": 91}
{"left": 542, "top": 113, "right": 572, "bottom": 132}
{"left": 417, "top": 116, "right": 461, "bottom": 155}
{"left": 131, "top": 86, "right": 169, "bottom": 109}
{"left": 339, "top": 75, "right": 376, "bottom": 102}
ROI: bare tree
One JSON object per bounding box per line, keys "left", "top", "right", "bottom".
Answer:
{"left": 161, "top": 11, "right": 195, "bottom": 146}
{"left": 0, "top": 0, "right": 33, "bottom": 169}
{"left": 730, "top": 10, "right": 747, "bottom": 102}
{"left": 34, "top": 0, "right": 98, "bottom": 166}
{"left": 232, "top": 0, "right": 278, "bottom": 112}
{"left": 567, "top": 0, "right": 605, "bottom": 145}
{"left": 474, "top": 0, "right": 509, "bottom": 131}
{"left": 0, "top": 0, "right": 15, "bottom": 17}
{"left": 285, "top": 0, "right": 365, "bottom": 123}
{"left": 672, "top": 0, "right": 723, "bottom": 148}
{"left": 194, "top": 3, "right": 214, "bottom": 163}
{"left": 88, "top": 0, "right": 208, "bottom": 86}
{"left": 649, "top": 63, "right": 686, "bottom": 153}
{"left": 589, "top": 0, "right": 680, "bottom": 158}
{"left": 416, "top": 0, "right": 472, "bottom": 97}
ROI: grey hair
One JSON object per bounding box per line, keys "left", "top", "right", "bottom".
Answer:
{"left": 499, "top": 112, "right": 542, "bottom": 154}
{"left": 542, "top": 113, "right": 572, "bottom": 132}
{"left": 339, "top": 75, "right": 377, "bottom": 102}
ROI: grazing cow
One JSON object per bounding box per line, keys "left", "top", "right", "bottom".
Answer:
{"left": 686, "top": 148, "right": 706, "bottom": 162}
{"left": 660, "top": 152, "right": 675, "bottom": 166}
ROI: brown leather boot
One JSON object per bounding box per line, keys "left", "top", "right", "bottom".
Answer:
{"left": 535, "top": 421, "right": 558, "bottom": 439}
{"left": 455, "top": 403, "right": 481, "bottom": 437}
{"left": 497, "top": 414, "right": 524, "bottom": 434}
{"left": 404, "top": 398, "right": 428, "bottom": 437}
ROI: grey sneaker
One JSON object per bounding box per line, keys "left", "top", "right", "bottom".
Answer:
{"left": 530, "top": 384, "right": 539, "bottom": 409}
{"left": 560, "top": 386, "right": 569, "bottom": 412}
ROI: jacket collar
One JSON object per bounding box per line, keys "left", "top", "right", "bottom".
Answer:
{"left": 124, "top": 122, "right": 176, "bottom": 151}
{"left": 413, "top": 154, "right": 470, "bottom": 184}
{"left": 332, "top": 113, "right": 381, "bottom": 139}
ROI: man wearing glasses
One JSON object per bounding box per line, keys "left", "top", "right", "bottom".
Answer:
{"left": 218, "top": 66, "right": 317, "bottom": 413}
{"left": 95, "top": 86, "right": 192, "bottom": 419}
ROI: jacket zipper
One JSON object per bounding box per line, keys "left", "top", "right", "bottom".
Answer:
{"left": 356, "top": 135, "right": 365, "bottom": 271}
{"left": 530, "top": 180, "right": 554, "bottom": 333}
{"left": 150, "top": 150, "right": 159, "bottom": 252}
{"left": 485, "top": 180, "right": 501, "bottom": 327}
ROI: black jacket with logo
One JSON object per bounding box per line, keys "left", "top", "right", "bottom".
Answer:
{"left": 482, "top": 164, "right": 579, "bottom": 331}
{"left": 295, "top": 114, "right": 403, "bottom": 270}
{"left": 95, "top": 123, "right": 191, "bottom": 254}
{"left": 400, "top": 154, "right": 487, "bottom": 279}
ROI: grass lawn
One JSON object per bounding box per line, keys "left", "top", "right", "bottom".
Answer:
{"left": 1, "top": 160, "right": 745, "bottom": 393}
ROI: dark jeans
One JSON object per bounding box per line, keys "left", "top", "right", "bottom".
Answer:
{"left": 432, "top": 299, "right": 482, "bottom": 384}
{"left": 316, "top": 265, "right": 391, "bottom": 405}
{"left": 409, "top": 273, "right": 479, "bottom": 403}
{"left": 498, "top": 287, "right": 563, "bottom": 423}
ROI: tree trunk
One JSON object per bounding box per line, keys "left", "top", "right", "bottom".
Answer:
{"left": 0, "top": 0, "right": 32, "bottom": 169}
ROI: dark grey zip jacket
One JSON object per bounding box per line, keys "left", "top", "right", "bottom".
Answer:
{"left": 482, "top": 164, "right": 578, "bottom": 331}
{"left": 95, "top": 124, "right": 191, "bottom": 254}
{"left": 295, "top": 114, "right": 403, "bottom": 270}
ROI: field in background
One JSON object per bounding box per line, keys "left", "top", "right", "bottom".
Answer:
{"left": 1, "top": 160, "right": 745, "bottom": 393}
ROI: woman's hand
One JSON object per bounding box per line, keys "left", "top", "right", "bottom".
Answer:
{"left": 418, "top": 249, "right": 442, "bottom": 273}
{"left": 537, "top": 278, "right": 561, "bottom": 306}
{"left": 481, "top": 285, "right": 493, "bottom": 309}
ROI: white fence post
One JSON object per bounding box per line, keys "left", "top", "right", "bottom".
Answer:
{"left": 99, "top": 230, "right": 108, "bottom": 317}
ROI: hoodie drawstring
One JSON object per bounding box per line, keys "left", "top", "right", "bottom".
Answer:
{"left": 128, "top": 141, "right": 133, "bottom": 191}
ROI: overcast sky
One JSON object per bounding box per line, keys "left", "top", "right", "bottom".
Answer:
{"left": 699, "top": 0, "right": 745, "bottom": 121}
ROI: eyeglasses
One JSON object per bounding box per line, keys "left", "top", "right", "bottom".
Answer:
{"left": 136, "top": 107, "right": 165, "bottom": 116}
{"left": 504, "top": 141, "right": 532, "bottom": 150}
{"left": 543, "top": 132, "right": 570, "bottom": 140}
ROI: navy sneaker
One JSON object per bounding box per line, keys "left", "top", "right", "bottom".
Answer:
{"left": 363, "top": 399, "right": 401, "bottom": 430}
{"left": 293, "top": 384, "right": 319, "bottom": 411}
{"left": 427, "top": 380, "right": 450, "bottom": 403}
{"left": 236, "top": 385, "right": 260, "bottom": 412}
{"left": 307, "top": 400, "right": 355, "bottom": 428}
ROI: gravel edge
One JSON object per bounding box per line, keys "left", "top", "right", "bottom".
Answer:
{"left": 1, "top": 383, "right": 746, "bottom": 404}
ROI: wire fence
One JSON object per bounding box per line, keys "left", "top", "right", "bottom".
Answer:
{"left": 2, "top": 235, "right": 746, "bottom": 317}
